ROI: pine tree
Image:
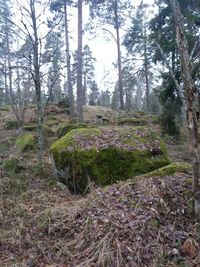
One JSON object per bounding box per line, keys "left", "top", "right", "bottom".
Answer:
{"left": 50, "top": 0, "right": 75, "bottom": 117}
{"left": 82, "top": 45, "right": 96, "bottom": 105}
{"left": 43, "top": 31, "right": 63, "bottom": 103}
{"left": 88, "top": 80, "right": 99, "bottom": 106}
{"left": 124, "top": 1, "right": 152, "bottom": 112}
{"left": 89, "top": 0, "right": 132, "bottom": 110}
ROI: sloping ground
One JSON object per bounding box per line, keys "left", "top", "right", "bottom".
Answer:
{"left": 0, "top": 107, "right": 199, "bottom": 266}
{"left": 1, "top": 169, "right": 200, "bottom": 267}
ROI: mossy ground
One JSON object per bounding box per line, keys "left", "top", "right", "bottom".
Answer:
{"left": 56, "top": 122, "right": 94, "bottom": 138}
{"left": 141, "top": 162, "right": 191, "bottom": 177}
{"left": 3, "top": 157, "right": 21, "bottom": 173}
{"left": 50, "top": 127, "right": 170, "bottom": 193}
{"left": 15, "top": 133, "right": 36, "bottom": 152}
{"left": 118, "top": 114, "right": 159, "bottom": 126}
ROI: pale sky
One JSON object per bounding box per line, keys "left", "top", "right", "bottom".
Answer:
{"left": 83, "top": 0, "right": 155, "bottom": 90}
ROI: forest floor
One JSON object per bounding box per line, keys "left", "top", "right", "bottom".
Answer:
{"left": 0, "top": 108, "right": 200, "bottom": 267}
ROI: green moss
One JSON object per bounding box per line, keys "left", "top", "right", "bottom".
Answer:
{"left": 142, "top": 162, "right": 191, "bottom": 178}
{"left": 50, "top": 127, "right": 170, "bottom": 193}
{"left": 3, "top": 157, "right": 20, "bottom": 173}
{"left": 51, "top": 128, "right": 101, "bottom": 153}
{"left": 56, "top": 123, "right": 94, "bottom": 138}
{"left": 118, "top": 117, "right": 148, "bottom": 126}
{"left": 23, "top": 124, "right": 54, "bottom": 137}
{"left": 15, "top": 133, "right": 36, "bottom": 152}
{"left": 0, "top": 105, "right": 10, "bottom": 111}
{"left": 143, "top": 114, "right": 159, "bottom": 124}
{"left": 118, "top": 113, "right": 159, "bottom": 126}
{"left": 4, "top": 120, "right": 18, "bottom": 130}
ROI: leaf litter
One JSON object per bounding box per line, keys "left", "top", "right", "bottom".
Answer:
{"left": 1, "top": 168, "right": 200, "bottom": 267}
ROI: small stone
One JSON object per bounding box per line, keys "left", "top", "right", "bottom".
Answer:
{"left": 182, "top": 238, "right": 200, "bottom": 259}
{"left": 171, "top": 248, "right": 179, "bottom": 255}
{"left": 56, "top": 181, "right": 69, "bottom": 192}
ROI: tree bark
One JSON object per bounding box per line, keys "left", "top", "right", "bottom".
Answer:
{"left": 170, "top": 0, "right": 200, "bottom": 217}
{"left": 5, "top": 16, "right": 22, "bottom": 129}
{"left": 144, "top": 25, "right": 150, "bottom": 112}
{"left": 77, "top": 0, "right": 83, "bottom": 122}
{"left": 64, "top": 1, "right": 74, "bottom": 118}
{"left": 4, "top": 63, "right": 9, "bottom": 104}
{"left": 114, "top": 1, "right": 124, "bottom": 111}
{"left": 83, "top": 75, "right": 87, "bottom": 105}
{"left": 30, "top": 0, "right": 43, "bottom": 169}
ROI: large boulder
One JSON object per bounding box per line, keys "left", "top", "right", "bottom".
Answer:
{"left": 56, "top": 123, "right": 94, "bottom": 138}
{"left": 23, "top": 124, "right": 54, "bottom": 137}
{"left": 50, "top": 127, "right": 170, "bottom": 193}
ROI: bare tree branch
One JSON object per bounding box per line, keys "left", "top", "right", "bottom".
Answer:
{"left": 155, "top": 41, "right": 182, "bottom": 99}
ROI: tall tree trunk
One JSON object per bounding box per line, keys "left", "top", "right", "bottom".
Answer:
{"left": 170, "top": 0, "right": 200, "bottom": 217}
{"left": 16, "top": 61, "right": 24, "bottom": 131}
{"left": 5, "top": 16, "right": 21, "bottom": 128}
{"left": 144, "top": 24, "right": 150, "bottom": 112}
{"left": 64, "top": 1, "right": 74, "bottom": 117}
{"left": 77, "top": 0, "right": 83, "bottom": 122}
{"left": 4, "top": 63, "right": 9, "bottom": 104}
{"left": 83, "top": 75, "right": 87, "bottom": 105}
{"left": 30, "top": 0, "right": 43, "bottom": 169}
{"left": 114, "top": 3, "right": 124, "bottom": 111}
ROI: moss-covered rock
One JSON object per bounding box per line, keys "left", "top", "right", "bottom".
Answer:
{"left": 3, "top": 157, "right": 22, "bottom": 173}
{"left": 118, "top": 115, "right": 159, "bottom": 126}
{"left": 56, "top": 123, "right": 93, "bottom": 138}
{"left": 118, "top": 117, "right": 148, "bottom": 126}
{"left": 23, "top": 124, "right": 54, "bottom": 137}
{"left": 142, "top": 162, "right": 191, "bottom": 178}
{"left": 4, "top": 120, "right": 18, "bottom": 130}
{"left": 50, "top": 127, "right": 170, "bottom": 193}
{"left": 15, "top": 133, "right": 36, "bottom": 152}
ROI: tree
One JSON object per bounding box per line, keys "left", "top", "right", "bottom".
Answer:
{"left": 43, "top": 30, "right": 63, "bottom": 102}
{"left": 82, "top": 45, "right": 96, "bottom": 105}
{"left": 88, "top": 80, "right": 99, "bottom": 105}
{"left": 72, "top": 45, "right": 96, "bottom": 105}
{"left": 89, "top": 0, "right": 132, "bottom": 110}
{"left": 29, "top": 0, "right": 44, "bottom": 168}
{"left": 98, "top": 90, "right": 111, "bottom": 108}
{"left": 124, "top": 1, "right": 152, "bottom": 111}
{"left": 0, "top": 0, "right": 27, "bottom": 129}
{"left": 170, "top": 0, "right": 200, "bottom": 217}
{"left": 76, "top": 0, "right": 83, "bottom": 122}
{"left": 50, "top": 0, "right": 75, "bottom": 117}
{"left": 150, "top": 0, "right": 200, "bottom": 135}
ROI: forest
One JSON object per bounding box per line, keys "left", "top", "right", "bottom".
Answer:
{"left": 0, "top": 0, "right": 200, "bottom": 266}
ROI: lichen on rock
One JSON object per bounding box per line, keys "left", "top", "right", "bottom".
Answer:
{"left": 50, "top": 127, "right": 170, "bottom": 193}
